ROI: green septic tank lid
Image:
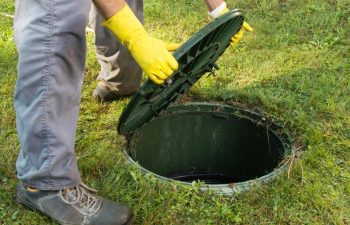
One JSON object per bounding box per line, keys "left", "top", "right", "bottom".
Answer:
{"left": 118, "top": 9, "right": 244, "bottom": 134}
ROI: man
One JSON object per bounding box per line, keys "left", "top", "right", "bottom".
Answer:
{"left": 91, "top": 0, "right": 252, "bottom": 101}
{"left": 14, "top": 0, "right": 251, "bottom": 224}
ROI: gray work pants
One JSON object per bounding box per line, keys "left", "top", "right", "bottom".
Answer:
{"left": 90, "top": 2, "right": 143, "bottom": 95}
{"left": 14, "top": 0, "right": 143, "bottom": 190}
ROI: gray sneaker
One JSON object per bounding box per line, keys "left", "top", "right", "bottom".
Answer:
{"left": 92, "top": 80, "right": 137, "bottom": 102}
{"left": 93, "top": 81, "right": 135, "bottom": 102}
{"left": 16, "top": 182, "right": 131, "bottom": 225}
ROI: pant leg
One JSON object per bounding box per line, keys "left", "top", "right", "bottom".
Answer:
{"left": 14, "top": 0, "right": 91, "bottom": 190}
{"left": 89, "top": 0, "right": 143, "bottom": 95}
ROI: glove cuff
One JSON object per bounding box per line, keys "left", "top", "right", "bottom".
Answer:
{"left": 103, "top": 4, "right": 147, "bottom": 49}
{"left": 208, "top": 2, "right": 228, "bottom": 19}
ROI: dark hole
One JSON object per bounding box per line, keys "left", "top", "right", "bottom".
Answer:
{"left": 128, "top": 105, "right": 286, "bottom": 185}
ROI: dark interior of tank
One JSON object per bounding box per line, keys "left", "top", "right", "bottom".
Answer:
{"left": 128, "top": 106, "right": 286, "bottom": 184}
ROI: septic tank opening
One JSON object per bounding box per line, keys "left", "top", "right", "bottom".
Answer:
{"left": 126, "top": 103, "right": 291, "bottom": 192}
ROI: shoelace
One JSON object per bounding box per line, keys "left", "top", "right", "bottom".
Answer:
{"left": 59, "top": 183, "right": 100, "bottom": 216}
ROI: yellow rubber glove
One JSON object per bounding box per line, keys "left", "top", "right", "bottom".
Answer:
{"left": 230, "top": 22, "right": 253, "bottom": 45}
{"left": 211, "top": 5, "right": 253, "bottom": 45}
{"left": 103, "top": 5, "right": 178, "bottom": 85}
{"left": 165, "top": 43, "right": 181, "bottom": 52}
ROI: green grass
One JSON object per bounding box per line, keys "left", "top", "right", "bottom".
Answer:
{"left": 1, "top": 0, "right": 350, "bottom": 224}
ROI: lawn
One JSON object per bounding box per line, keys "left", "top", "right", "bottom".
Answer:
{"left": 1, "top": 0, "right": 349, "bottom": 224}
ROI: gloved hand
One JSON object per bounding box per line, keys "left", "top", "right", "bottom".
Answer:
{"left": 164, "top": 3, "right": 253, "bottom": 53}
{"left": 103, "top": 5, "right": 178, "bottom": 85}
{"left": 230, "top": 22, "right": 253, "bottom": 44}
{"left": 209, "top": 2, "right": 253, "bottom": 45}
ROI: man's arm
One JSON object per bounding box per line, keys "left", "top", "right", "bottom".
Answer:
{"left": 92, "top": 0, "right": 126, "bottom": 19}
{"left": 93, "top": 0, "right": 226, "bottom": 20}
{"left": 204, "top": 0, "right": 225, "bottom": 11}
